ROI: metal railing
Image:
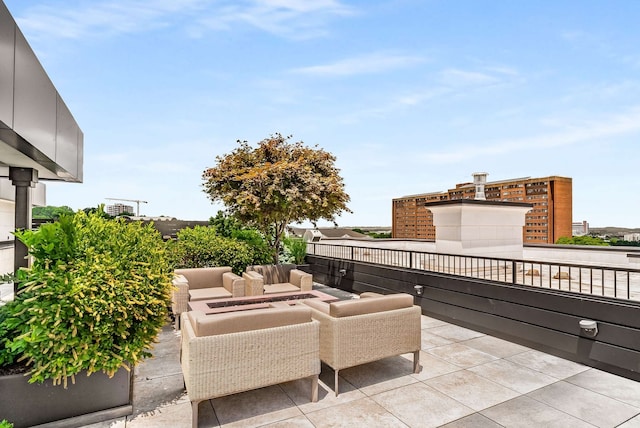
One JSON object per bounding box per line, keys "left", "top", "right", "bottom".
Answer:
{"left": 307, "top": 242, "right": 640, "bottom": 302}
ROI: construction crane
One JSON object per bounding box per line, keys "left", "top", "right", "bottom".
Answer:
{"left": 105, "top": 198, "right": 148, "bottom": 216}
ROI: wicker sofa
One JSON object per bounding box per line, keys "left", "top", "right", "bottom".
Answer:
{"left": 243, "top": 263, "right": 313, "bottom": 295}
{"left": 172, "top": 267, "right": 244, "bottom": 329}
{"left": 181, "top": 307, "right": 320, "bottom": 427}
{"left": 302, "top": 292, "right": 421, "bottom": 396}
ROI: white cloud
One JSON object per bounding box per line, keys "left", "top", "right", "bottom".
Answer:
{"left": 189, "top": 0, "right": 355, "bottom": 39}
{"left": 13, "top": 0, "right": 353, "bottom": 41}
{"left": 291, "top": 52, "right": 427, "bottom": 77}
{"left": 421, "top": 107, "right": 640, "bottom": 163}
{"left": 439, "top": 68, "right": 500, "bottom": 86}
{"left": 15, "top": 0, "right": 208, "bottom": 40}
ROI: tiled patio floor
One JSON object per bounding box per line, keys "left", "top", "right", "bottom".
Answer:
{"left": 80, "top": 286, "right": 640, "bottom": 427}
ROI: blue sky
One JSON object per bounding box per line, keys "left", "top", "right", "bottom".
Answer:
{"left": 5, "top": 0, "right": 640, "bottom": 228}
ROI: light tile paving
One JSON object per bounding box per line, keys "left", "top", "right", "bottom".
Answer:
{"left": 425, "top": 369, "right": 520, "bottom": 411}
{"left": 480, "top": 395, "right": 595, "bottom": 428}
{"left": 507, "top": 348, "right": 590, "bottom": 380}
{"left": 467, "top": 359, "right": 559, "bottom": 394}
{"left": 427, "top": 323, "right": 486, "bottom": 341}
{"left": 528, "top": 380, "right": 640, "bottom": 427}
{"left": 338, "top": 355, "right": 419, "bottom": 396}
{"left": 462, "top": 334, "right": 531, "bottom": 358}
{"left": 305, "top": 397, "right": 406, "bottom": 428}
{"left": 565, "top": 368, "right": 640, "bottom": 408}
{"left": 426, "top": 342, "right": 499, "bottom": 368}
{"left": 619, "top": 415, "right": 640, "bottom": 428}
{"left": 370, "top": 382, "right": 474, "bottom": 427}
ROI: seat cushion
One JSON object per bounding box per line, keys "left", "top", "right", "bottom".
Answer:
{"left": 188, "top": 306, "right": 312, "bottom": 336}
{"left": 175, "top": 267, "right": 232, "bottom": 290}
{"left": 264, "top": 283, "right": 301, "bottom": 294}
{"left": 247, "top": 264, "right": 295, "bottom": 284}
{"left": 329, "top": 293, "right": 414, "bottom": 318}
{"left": 189, "top": 287, "right": 233, "bottom": 301}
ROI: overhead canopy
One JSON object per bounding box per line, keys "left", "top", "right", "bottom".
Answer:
{"left": 0, "top": 1, "right": 83, "bottom": 183}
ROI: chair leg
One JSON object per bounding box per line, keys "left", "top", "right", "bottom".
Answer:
{"left": 334, "top": 369, "right": 339, "bottom": 397}
{"left": 311, "top": 374, "right": 319, "bottom": 402}
{"left": 191, "top": 400, "right": 200, "bottom": 428}
{"left": 413, "top": 350, "right": 421, "bottom": 373}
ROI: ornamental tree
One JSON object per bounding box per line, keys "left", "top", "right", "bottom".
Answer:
{"left": 202, "top": 133, "right": 351, "bottom": 263}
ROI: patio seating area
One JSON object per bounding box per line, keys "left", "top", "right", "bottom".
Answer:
{"left": 85, "top": 284, "right": 640, "bottom": 428}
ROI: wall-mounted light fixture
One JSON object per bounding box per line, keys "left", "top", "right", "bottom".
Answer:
{"left": 338, "top": 269, "right": 347, "bottom": 277}
{"left": 579, "top": 319, "right": 598, "bottom": 337}
{"left": 413, "top": 285, "right": 424, "bottom": 296}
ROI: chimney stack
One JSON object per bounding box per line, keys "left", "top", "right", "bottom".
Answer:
{"left": 472, "top": 172, "right": 488, "bottom": 200}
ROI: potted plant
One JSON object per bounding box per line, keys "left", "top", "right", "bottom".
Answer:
{"left": 0, "top": 210, "right": 173, "bottom": 427}
{"left": 283, "top": 236, "right": 308, "bottom": 267}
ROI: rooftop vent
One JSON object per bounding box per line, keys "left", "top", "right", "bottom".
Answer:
{"left": 472, "top": 172, "right": 488, "bottom": 200}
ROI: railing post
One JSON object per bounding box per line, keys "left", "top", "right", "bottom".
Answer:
{"left": 351, "top": 246, "right": 354, "bottom": 261}
{"left": 512, "top": 261, "right": 517, "bottom": 284}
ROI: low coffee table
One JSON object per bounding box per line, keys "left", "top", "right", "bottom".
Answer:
{"left": 188, "top": 289, "right": 339, "bottom": 314}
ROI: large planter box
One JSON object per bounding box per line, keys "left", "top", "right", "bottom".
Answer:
{"left": 0, "top": 366, "right": 132, "bottom": 428}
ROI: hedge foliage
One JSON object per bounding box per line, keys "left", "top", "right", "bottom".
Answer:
{"left": 168, "top": 225, "right": 255, "bottom": 274}
{"left": 0, "top": 211, "right": 173, "bottom": 386}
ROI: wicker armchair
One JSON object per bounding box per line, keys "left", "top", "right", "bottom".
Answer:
{"left": 181, "top": 307, "right": 320, "bottom": 427}
{"left": 303, "top": 293, "right": 421, "bottom": 396}
{"left": 172, "top": 267, "right": 244, "bottom": 329}
{"left": 243, "top": 264, "right": 313, "bottom": 295}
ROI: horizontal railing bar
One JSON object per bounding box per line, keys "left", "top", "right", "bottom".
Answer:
{"left": 307, "top": 242, "right": 640, "bottom": 302}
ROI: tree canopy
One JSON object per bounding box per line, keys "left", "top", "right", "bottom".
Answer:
{"left": 555, "top": 236, "right": 609, "bottom": 246}
{"left": 202, "top": 134, "right": 351, "bottom": 262}
{"left": 32, "top": 205, "right": 74, "bottom": 220}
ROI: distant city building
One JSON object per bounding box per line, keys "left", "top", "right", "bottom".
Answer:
{"left": 572, "top": 220, "right": 589, "bottom": 236}
{"left": 106, "top": 203, "right": 134, "bottom": 216}
{"left": 624, "top": 233, "right": 640, "bottom": 242}
{"left": 392, "top": 175, "right": 572, "bottom": 244}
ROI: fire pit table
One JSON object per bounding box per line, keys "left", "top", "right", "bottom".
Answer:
{"left": 188, "top": 289, "right": 339, "bottom": 314}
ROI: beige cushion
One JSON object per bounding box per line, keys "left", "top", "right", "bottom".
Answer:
{"left": 175, "top": 267, "right": 232, "bottom": 290}
{"left": 359, "top": 292, "right": 383, "bottom": 299}
{"left": 246, "top": 264, "right": 295, "bottom": 284}
{"left": 302, "top": 298, "right": 330, "bottom": 314}
{"left": 189, "top": 287, "right": 233, "bottom": 301}
{"left": 188, "top": 306, "right": 312, "bottom": 336}
{"left": 329, "top": 293, "right": 414, "bottom": 318}
{"left": 264, "top": 283, "right": 301, "bottom": 294}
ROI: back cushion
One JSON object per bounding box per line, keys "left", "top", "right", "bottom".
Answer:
{"left": 247, "top": 264, "right": 295, "bottom": 284}
{"left": 329, "top": 293, "right": 414, "bottom": 318}
{"left": 189, "top": 306, "right": 312, "bottom": 336}
{"left": 175, "top": 267, "right": 231, "bottom": 290}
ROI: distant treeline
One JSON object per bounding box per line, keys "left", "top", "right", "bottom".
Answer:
{"left": 556, "top": 236, "right": 640, "bottom": 247}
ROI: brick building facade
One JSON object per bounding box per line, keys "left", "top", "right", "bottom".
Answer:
{"left": 392, "top": 175, "right": 572, "bottom": 244}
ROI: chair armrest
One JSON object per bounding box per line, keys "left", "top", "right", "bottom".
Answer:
{"left": 242, "top": 271, "right": 264, "bottom": 296}
{"left": 289, "top": 269, "right": 313, "bottom": 291}
{"left": 172, "top": 279, "right": 190, "bottom": 315}
{"left": 223, "top": 272, "right": 245, "bottom": 297}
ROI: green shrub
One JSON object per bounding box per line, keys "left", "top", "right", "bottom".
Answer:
{"left": 232, "top": 229, "right": 272, "bottom": 265}
{"left": 170, "top": 226, "right": 254, "bottom": 274}
{"left": 0, "top": 419, "right": 13, "bottom": 428}
{"left": 282, "top": 237, "right": 307, "bottom": 265}
{"left": 0, "top": 211, "right": 173, "bottom": 386}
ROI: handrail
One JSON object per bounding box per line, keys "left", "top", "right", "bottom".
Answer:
{"left": 307, "top": 242, "right": 640, "bottom": 302}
